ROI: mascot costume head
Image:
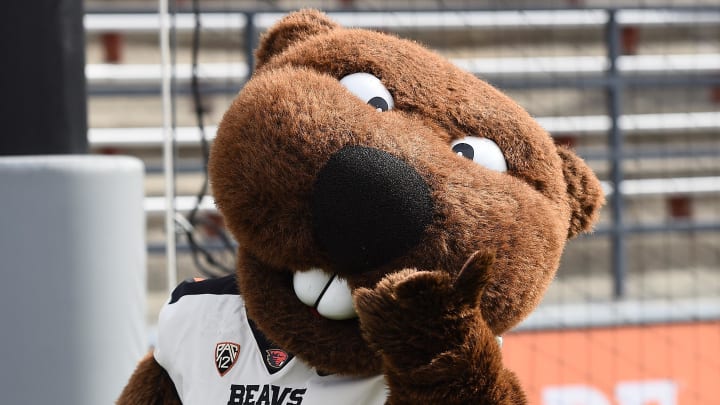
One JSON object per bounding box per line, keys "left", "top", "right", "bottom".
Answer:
{"left": 120, "top": 9, "right": 604, "bottom": 404}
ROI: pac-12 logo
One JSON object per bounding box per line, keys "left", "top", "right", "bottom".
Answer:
{"left": 215, "top": 342, "right": 241, "bottom": 376}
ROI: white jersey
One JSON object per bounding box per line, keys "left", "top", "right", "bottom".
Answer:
{"left": 154, "top": 276, "right": 388, "bottom": 405}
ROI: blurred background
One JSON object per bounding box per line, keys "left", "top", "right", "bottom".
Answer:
{"left": 4, "top": 0, "right": 719, "bottom": 403}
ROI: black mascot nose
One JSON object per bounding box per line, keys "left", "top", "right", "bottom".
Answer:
{"left": 311, "top": 145, "right": 434, "bottom": 273}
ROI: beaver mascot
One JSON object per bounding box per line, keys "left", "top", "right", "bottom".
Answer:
{"left": 119, "top": 9, "right": 603, "bottom": 404}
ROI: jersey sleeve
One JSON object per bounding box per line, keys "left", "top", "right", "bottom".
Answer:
{"left": 153, "top": 280, "right": 193, "bottom": 389}
{"left": 154, "top": 276, "right": 239, "bottom": 377}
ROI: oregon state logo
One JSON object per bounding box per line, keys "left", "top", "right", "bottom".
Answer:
{"left": 215, "top": 342, "right": 240, "bottom": 377}
{"left": 266, "top": 349, "right": 289, "bottom": 369}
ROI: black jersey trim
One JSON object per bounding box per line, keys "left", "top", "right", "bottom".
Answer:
{"left": 247, "top": 318, "right": 295, "bottom": 375}
{"left": 169, "top": 275, "right": 239, "bottom": 304}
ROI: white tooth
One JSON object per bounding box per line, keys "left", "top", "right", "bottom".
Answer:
{"left": 292, "top": 269, "right": 357, "bottom": 320}
{"left": 316, "top": 277, "right": 357, "bottom": 320}
{"left": 293, "top": 268, "right": 331, "bottom": 307}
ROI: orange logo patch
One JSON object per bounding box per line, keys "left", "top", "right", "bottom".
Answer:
{"left": 266, "top": 349, "right": 290, "bottom": 369}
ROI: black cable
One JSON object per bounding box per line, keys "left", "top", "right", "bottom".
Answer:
{"left": 189, "top": 0, "right": 208, "bottom": 228}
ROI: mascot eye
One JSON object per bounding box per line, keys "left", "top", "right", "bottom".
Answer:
{"left": 339, "top": 73, "right": 394, "bottom": 112}
{"left": 451, "top": 136, "right": 508, "bottom": 173}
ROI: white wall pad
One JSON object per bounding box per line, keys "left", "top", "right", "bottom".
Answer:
{"left": 518, "top": 297, "right": 720, "bottom": 331}
{"left": 0, "top": 155, "right": 146, "bottom": 405}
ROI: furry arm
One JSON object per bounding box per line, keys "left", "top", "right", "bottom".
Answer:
{"left": 117, "top": 352, "right": 182, "bottom": 405}
{"left": 354, "top": 252, "right": 527, "bottom": 405}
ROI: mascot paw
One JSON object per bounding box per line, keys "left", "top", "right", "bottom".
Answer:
{"left": 354, "top": 251, "right": 496, "bottom": 372}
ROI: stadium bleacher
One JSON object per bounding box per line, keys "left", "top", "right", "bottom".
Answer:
{"left": 82, "top": 4, "right": 719, "bottom": 329}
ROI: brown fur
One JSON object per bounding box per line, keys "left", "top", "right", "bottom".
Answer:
{"left": 117, "top": 353, "right": 180, "bottom": 404}
{"left": 556, "top": 144, "right": 606, "bottom": 238}
{"left": 121, "top": 9, "right": 604, "bottom": 403}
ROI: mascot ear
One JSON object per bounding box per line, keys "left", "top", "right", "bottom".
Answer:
{"left": 255, "top": 9, "right": 339, "bottom": 69}
{"left": 556, "top": 145, "right": 605, "bottom": 238}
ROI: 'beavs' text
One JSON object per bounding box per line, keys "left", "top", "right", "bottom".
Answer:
{"left": 227, "top": 384, "right": 306, "bottom": 405}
